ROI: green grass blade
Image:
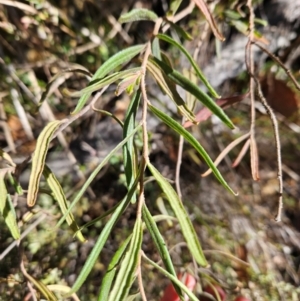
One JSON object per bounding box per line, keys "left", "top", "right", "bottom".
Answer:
{"left": 148, "top": 162, "right": 207, "bottom": 267}
{"left": 149, "top": 104, "right": 237, "bottom": 195}
{"left": 142, "top": 204, "right": 184, "bottom": 299}
{"left": 149, "top": 57, "right": 234, "bottom": 129}
{"left": 98, "top": 235, "right": 132, "bottom": 301}
{"left": 72, "top": 44, "right": 145, "bottom": 114}
{"left": 0, "top": 171, "right": 20, "bottom": 240}
{"left": 27, "top": 120, "right": 62, "bottom": 207}
{"left": 56, "top": 124, "right": 142, "bottom": 228}
{"left": 43, "top": 165, "right": 85, "bottom": 242}
{"left": 108, "top": 217, "right": 143, "bottom": 301}
{"left": 156, "top": 34, "right": 218, "bottom": 97}
{"left": 123, "top": 89, "right": 141, "bottom": 204}
{"left": 119, "top": 8, "right": 158, "bottom": 23}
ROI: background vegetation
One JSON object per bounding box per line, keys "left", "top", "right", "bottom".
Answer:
{"left": 0, "top": 0, "right": 300, "bottom": 300}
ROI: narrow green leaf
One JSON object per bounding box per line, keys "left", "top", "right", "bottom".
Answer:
{"left": 43, "top": 165, "right": 86, "bottom": 242}
{"left": 146, "top": 59, "right": 195, "bottom": 122}
{"left": 152, "top": 37, "right": 162, "bottom": 60}
{"left": 0, "top": 171, "right": 20, "bottom": 240}
{"left": 142, "top": 204, "right": 184, "bottom": 299}
{"left": 119, "top": 8, "right": 158, "bottom": 23}
{"left": 150, "top": 57, "right": 234, "bottom": 129}
{"left": 168, "top": 0, "right": 183, "bottom": 15}
{"left": 142, "top": 253, "right": 199, "bottom": 301}
{"left": 123, "top": 90, "right": 141, "bottom": 204}
{"left": 72, "top": 44, "right": 145, "bottom": 114}
{"left": 70, "top": 68, "right": 142, "bottom": 97}
{"left": 56, "top": 124, "right": 142, "bottom": 228}
{"left": 27, "top": 120, "right": 62, "bottom": 207}
{"left": 64, "top": 170, "right": 140, "bottom": 297}
{"left": 164, "top": 20, "right": 193, "bottom": 41}
{"left": 148, "top": 162, "right": 207, "bottom": 267}
{"left": 98, "top": 235, "right": 132, "bottom": 301}
{"left": 7, "top": 172, "right": 23, "bottom": 195}
{"left": 149, "top": 104, "right": 237, "bottom": 195}
{"left": 108, "top": 217, "right": 143, "bottom": 301}
{"left": 156, "top": 34, "right": 219, "bottom": 98}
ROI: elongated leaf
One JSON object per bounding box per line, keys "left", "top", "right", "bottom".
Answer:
{"left": 148, "top": 162, "right": 207, "bottom": 267}
{"left": 108, "top": 217, "right": 143, "bottom": 301}
{"left": 142, "top": 204, "right": 183, "bottom": 299}
{"left": 116, "top": 73, "right": 141, "bottom": 96}
{"left": 7, "top": 172, "right": 23, "bottom": 195}
{"left": 23, "top": 271, "right": 58, "bottom": 301}
{"left": 192, "top": 0, "right": 225, "bottom": 41}
{"left": 72, "top": 44, "right": 145, "bottom": 114}
{"left": 152, "top": 37, "right": 162, "bottom": 60}
{"left": 150, "top": 57, "right": 234, "bottom": 129}
{"left": 0, "top": 171, "right": 20, "bottom": 240}
{"left": 202, "top": 133, "right": 250, "bottom": 177}
{"left": 123, "top": 90, "right": 141, "bottom": 204}
{"left": 27, "top": 120, "right": 62, "bottom": 207}
{"left": 164, "top": 20, "right": 193, "bottom": 41}
{"left": 0, "top": 148, "right": 16, "bottom": 167}
{"left": 156, "top": 34, "right": 218, "bottom": 97}
{"left": 232, "top": 138, "right": 250, "bottom": 168}
{"left": 64, "top": 176, "right": 139, "bottom": 297}
{"left": 168, "top": 0, "right": 183, "bottom": 16}
{"left": 43, "top": 165, "right": 85, "bottom": 242}
{"left": 184, "top": 92, "right": 249, "bottom": 128}
{"left": 119, "top": 8, "right": 158, "bottom": 23}
{"left": 56, "top": 124, "right": 142, "bottom": 228}
{"left": 146, "top": 59, "right": 195, "bottom": 122}
{"left": 70, "top": 68, "right": 142, "bottom": 97}
{"left": 149, "top": 105, "right": 237, "bottom": 195}
{"left": 142, "top": 253, "right": 199, "bottom": 301}
{"left": 98, "top": 235, "right": 132, "bottom": 301}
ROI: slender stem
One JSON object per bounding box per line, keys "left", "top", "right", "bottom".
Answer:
{"left": 253, "top": 41, "right": 300, "bottom": 91}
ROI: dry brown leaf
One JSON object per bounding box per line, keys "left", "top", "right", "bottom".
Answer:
{"left": 192, "top": 0, "right": 225, "bottom": 41}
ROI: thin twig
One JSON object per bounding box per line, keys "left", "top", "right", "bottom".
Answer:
{"left": 253, "top": 41, "right": 300, "bottom": 91}
{"left": 137, "top": 251, "right": 148, "bottom": 301}
{"left": 175, "top": 129, "right": 184, "bottom": 199}
{"left": 246, "top": 0, "right": 259, "bottom": 181}
{"left": 20, "top": 260, "right": 38, "bottom": 301}
{"left": 245, "top": 1, "right": 283, "bottom": 221}
{"left": 0, "top": 213, "right": 47, "bottom": 261}
{"left": 254, "top": 80, "right": 283, "bottom": 222}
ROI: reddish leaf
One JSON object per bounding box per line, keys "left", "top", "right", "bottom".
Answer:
{"left": 160, "top": 273, "right": 196, "bottom": 301}
{"left": 261, "top": 75, "right": 299, "bottom": 120}
{"left": 184, "top": 93, "right": 249, "bottom": 128}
